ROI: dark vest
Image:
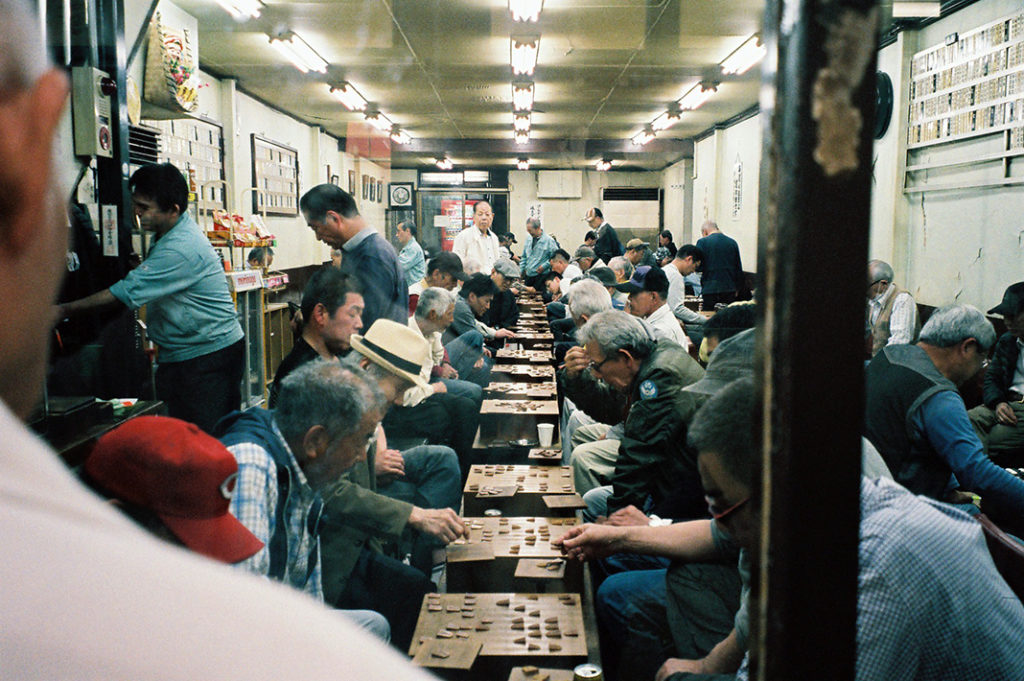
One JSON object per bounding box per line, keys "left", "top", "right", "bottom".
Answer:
{"left": 864, "top": 345, "right": 957, "bottom": 499}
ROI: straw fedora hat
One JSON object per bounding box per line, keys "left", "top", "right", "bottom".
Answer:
{"left": 349, "top": 319, "right": 432, "bottom": 390}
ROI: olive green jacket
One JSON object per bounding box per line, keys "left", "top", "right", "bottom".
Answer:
{"left": 559, "top": 340, "right": 707, "bottom": 516}
{"left": 318, "top": 438, "right": 413, "bottom": 604}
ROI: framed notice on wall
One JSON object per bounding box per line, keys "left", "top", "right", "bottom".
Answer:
{"left": 250, "top": 134, "right": 299, "bottom": 216}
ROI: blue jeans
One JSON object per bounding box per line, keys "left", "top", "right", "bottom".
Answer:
{"left": 439, "top": 377, "right": 483, "bottom": 406}
{"left": 338, "top": 609, "right": 390, "bottom": 643}
{"left": 378, "top": 445, "right": 461, "bottom": 573}
{"left": 444, "top": 330, "right": 492, "bottom": 387}
{"left": 597, "top": 569, "right": 673, "bottom": 681}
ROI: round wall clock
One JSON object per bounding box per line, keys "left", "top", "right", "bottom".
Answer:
{"left": 874, "top": 71, "right": 893, "bottom": 140}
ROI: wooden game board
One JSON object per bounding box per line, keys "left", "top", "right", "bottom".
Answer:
{"left": 446, "top": 517, "right": 583, "bottom": 592}
{"left": 491, "top": 365, "right": 556, "bottom": 382}
{"left": 508, "top": 667, "right": 578, "bottom": 681}
{"left": 409, "top": 593, "right": 587, "bottom": 660}
{"left": 485, "top": 382, "right": 558, "bottom": 400}
{"left": 480, "top": 400, "right": 559, "bottom": 416}
{"left": 495, "top": 349, "right": 553, "bottom": 364}
{"left": 463, "top": 465, "right": 575, "bottom": 516}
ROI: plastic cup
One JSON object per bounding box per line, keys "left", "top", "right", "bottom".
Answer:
{"left": 537, "top": 423, "right": 554, "bottom": 447}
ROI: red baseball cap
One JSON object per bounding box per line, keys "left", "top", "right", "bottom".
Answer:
{"left": 85, "top": 416, "right": 264, "bottom": 564}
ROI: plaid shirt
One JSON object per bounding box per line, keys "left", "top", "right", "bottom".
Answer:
{"left": 227, "top": 421, "right": 323, "bottom": 602}
{"left": 737, "top": 477, "right": 1024, "bottom": 680}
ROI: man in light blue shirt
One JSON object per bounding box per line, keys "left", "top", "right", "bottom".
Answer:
{"left": 520, "top": 217, "right": 558, "bottom": 288}
{"left": 60, "top": 163, "right": 244, "bottom": 433}
{"left": 395, "top": 220, "right": 426, "bottom": 285}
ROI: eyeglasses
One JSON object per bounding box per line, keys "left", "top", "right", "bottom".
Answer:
{"left": 707, "top": 496, "right": 750, "bottom": 522}
{"left": 588, "top": 352, "right": 619, "bottom": 373}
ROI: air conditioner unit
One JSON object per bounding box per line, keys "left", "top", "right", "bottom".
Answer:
{"left": 600, "top": 187, "right": 662, "bottom": 240}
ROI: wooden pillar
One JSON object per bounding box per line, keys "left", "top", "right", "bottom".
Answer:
{"left": 752, "top": 1, "right": 879, "bottom": 679}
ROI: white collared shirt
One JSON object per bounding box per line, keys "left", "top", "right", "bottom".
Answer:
{"left": 646, "top": 302, "right": 690, "bottom": 349}
{"left": 452, "top": 226, "right": 500, "bottom": 274}
{"left": 867, "top": 284, "right": 916, "bottom": 346}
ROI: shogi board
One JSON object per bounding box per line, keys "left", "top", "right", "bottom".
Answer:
{"left": 446, "top": 517, "right": 583, "bottom": 592}
{"left": 481, "top": 400, "right": 559, "bottom": 416}
{"left": 492, "top": 364, "right": 556, "bottom": 382}
{"left": 463, "top": 465, "right": 575, "bottom": 516}
{"left": 486, "top": 382, "right": 558, "bottom": 400}
{"left": 409, "top": 593, "right": 587, "bottom": 662}
{"left": 495, "top": 349, "right": 553, "bottom": 365}
{"left": 508, "top": 667, "right": 577, "bottom": 681}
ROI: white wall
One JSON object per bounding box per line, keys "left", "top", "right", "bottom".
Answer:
{"left": 662, "top": 158, "right": 693, "bottom": 245}
{"left": 508, "top": 170, "right": 661, "bottom": 249}
{"left": 691, "top": 114, "right": 761, "bottom": 271}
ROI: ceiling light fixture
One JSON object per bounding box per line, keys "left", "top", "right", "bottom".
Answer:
{"left": 595, "top": 159, "right": 612, "bottom": 171}
{"left": 328, "top": 82, "right": 367, "bottom": 111}
{"left": 364, "top": 111, "right": 392, "bottom": 133}
{"left": 216, "top": 0, "right": 262, "bottom": 20}
{"left": 268, "top": 32, "right": 328, "bottom": 74}
{"left": 509, "top": 0, "right": 543, "bottom": 22}
{"left": 436, "top": 157, "right": 453, "bottom": 170}
{"left": 631, "top": 126, "right": 656, "bottom": 146}
{"left": 720, "top": 34, "right": 766, "bottom": 75}
{"left": 678, "top": 81, "right": 718, "bottom": 111}
{"left": 390, "top": 126, "right": 411, "bottom": 145}
{"left": 651, "top": 109, "right": 681, "bottom": 132}
{"left": 513, "top": 112, "right": 532, "bottom": 132}
{"left": 517, "top": 158, "right": 530, "bottom": 170}
{"left": 511, "top": 37, "right": 540, "bottom": 76}
{"left": 515, "top": 129, "right": 530, "bottom": 145}
{"left": 512, "top": 81, "right": 535, "bottom": 111}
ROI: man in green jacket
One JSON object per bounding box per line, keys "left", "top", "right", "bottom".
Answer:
{"left": 558, "top": 310, "right": 706, "bottom": 522}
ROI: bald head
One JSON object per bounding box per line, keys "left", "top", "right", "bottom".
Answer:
{"left": 700, "top": 220, "right": 719, "bottom": 236}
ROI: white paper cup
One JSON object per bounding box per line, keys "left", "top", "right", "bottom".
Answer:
{"left": 537, "top": 423, "right": 554, "bottom": 447}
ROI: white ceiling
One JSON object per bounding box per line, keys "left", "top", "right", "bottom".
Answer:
{"left": 174, "top": 0, "right": 768, "bottom": 170}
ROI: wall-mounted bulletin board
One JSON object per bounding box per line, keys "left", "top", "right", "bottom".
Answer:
{"left": 145, "top": 117, "right": 225, "bottom": 212}
{"left": 251, "top": 134, "right": 299, "bottom": 215}
{"left": 905, "top": 10, "right": 1024, "bottom": 193}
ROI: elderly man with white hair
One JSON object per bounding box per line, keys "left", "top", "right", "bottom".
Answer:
{"left": 865, "top": 304, "right": 1024, "bottom": 535}
{"left": 866, "top": 259, "right": 920, "bottom": 356}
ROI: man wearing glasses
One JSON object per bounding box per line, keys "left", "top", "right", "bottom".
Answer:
{"left": 866, "top": 259, "right": 920, "bottom": 357}
{"left": 558, "top": 310, "right": 705, "bottom": 523}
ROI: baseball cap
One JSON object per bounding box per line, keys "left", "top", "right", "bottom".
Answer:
{"left": 429, "top": 251, "right": 469, "bottom": 282}
{"left": 494, "top": 257, "right": 520, "bottom": 279}
{"left": 574, "top": 246, "right": 596, "bottom": 261}
{"left": 85, "top": 416, "right": 265, "bottom": 564}
{"left": 587, "top": 266, "right": 618, "bottom": 287}
{"left": 500, "top": 232, "right": 517, "bottom": 243}
{"left": 684, "top": 328, "right": 756, "bottom": 396}
{"left": 625, "top": 238, "right": 649, "bottom": 251}
{"left": 615, "top": 265, "right": 669, "bottom": 295}
{"left": 988, "top": 282, "right": 1024, "bottom": 317}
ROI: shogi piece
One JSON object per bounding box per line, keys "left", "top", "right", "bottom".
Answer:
{"left": 491, "top": 365, "right": 557, "bottom": 383}
{"left": 475, "top": 400, "right": 560, "bottom": 452}
{"left": 495, "top": 348, "right": 554, "bottom": 365}
{"left": 410, "top": 593, "right": 587, "bottom": 675}
{"left": 447, "top": 517, "right": 583, "bottom": 592}
{"left": 485, "top": 382, "right": 558, "bottom": 401}
{"left": 463, "top": 465, "right": 576, "bottom": 516}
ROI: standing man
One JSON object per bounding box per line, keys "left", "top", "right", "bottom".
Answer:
{"left": 585, "top": 207, "right": 623, "bottom": 264}
{"left": 452, "top": 200, "right": 500, "bottom": 274}
{"left": 395, "top": 220, "right": 426, "bottom": 286}
{"left": 968, "top": 282, "right": 1024, "bottom": 459}
{"left": 616, "top": 266, "right": 690, "bottom": 348}
{"left": 520, "top": 217, "right": 558, "bottom": 288}
{"left": 60, "top": 163, "right": 245, "bottom": 434}
{"left": 300, "top": 184, "right": 407, "bottom": 328}
{"left": 866, "top": 259, "right": 920, "bottom": 356}
{"left": 695, "top": 220, "right": 744, "bottom": 309}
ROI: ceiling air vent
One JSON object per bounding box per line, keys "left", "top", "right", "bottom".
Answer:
{"left": 601, "top": 187, "right": 660, "bottom": 202}
{"left": 128, "top": 124, "right": 161, "bottom": 166}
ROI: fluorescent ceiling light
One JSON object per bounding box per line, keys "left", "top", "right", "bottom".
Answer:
{"left": 631, "top": 127, "right": 655, "bottom": 146}
{"left": 509, "top": 0, "right": 543, "bottom": 22}
{"left": 511, "top": 37, "right": 540, "bottom": 76}
{"left": 515, "top": 130, "right": 530, "bottom": 145}
{"left": 517, "top": 158, "right": 530, "bottom": 170}
{"left": 720, "top": 34, "right": 766, "bottom": 75}
{"left": 513, "top": 112, "right": 531, "bottom": 132}
{"left": 678, "top": 82, "right": 717, "bottom": 111}
{"left": 595, "top": 159, "right": 612, "bottom": 171}
{"left": 390, "top": 127, "right": 411, "bottom": 145}
{"left": 892, "top": 1, "right": 940, "bottom": 17}
{"left": 269, "top": 32, "right": 328, "bottom": 74}
{"left": 216, "top": 0, "right": 261, "bottom": 20}
{"left": 512, "top": 81, "right": 535, "bottom": 111}
{"left": 436, "top": 157, "right": 453, "bottom": 170}
{"left": 365, "top": 111, "right": 392, "bottom": 133}
{"left": 328, "top": 82, "right": 367, "bottom": 111}
{"left": 651, "top": 110, "right": 681, "bottom": 132}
